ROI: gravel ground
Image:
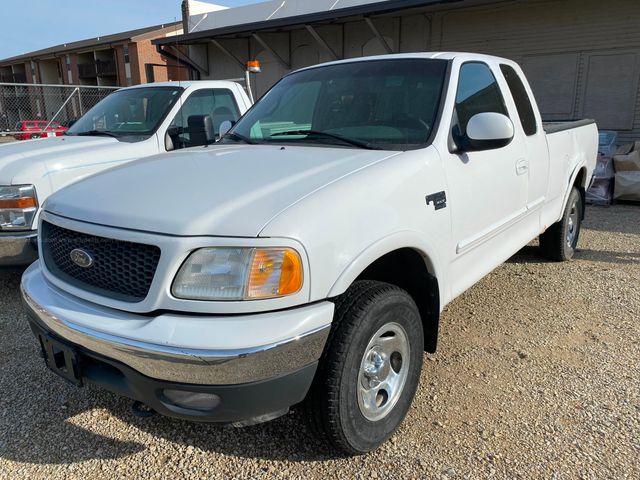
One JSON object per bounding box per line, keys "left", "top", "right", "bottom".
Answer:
{"left": 0, "top": 205, "right": 638, "bottom": 479}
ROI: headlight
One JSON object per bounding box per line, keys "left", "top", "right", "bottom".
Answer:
{"left": 172, "top": 247, "right": 303, "bottom": 301}
{"left": 0, "top": 185, "right": 38, "bottom": 231}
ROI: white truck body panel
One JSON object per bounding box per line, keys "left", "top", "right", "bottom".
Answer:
{"left": 21, "top": 53, "right": 598, "bottom": 425}
{"left": 33, "top": 52, "right": 597, "bottom": 315}
{"left": 0, "top": 81, "right": 252, "bottom": 234}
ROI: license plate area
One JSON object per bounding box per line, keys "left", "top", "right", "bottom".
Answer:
{"left": 39, "top": 334, "right": 83, "bottom": 386}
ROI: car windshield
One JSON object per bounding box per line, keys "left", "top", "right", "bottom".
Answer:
{"left": 225, "top": 59, "right": 448, "bottom": 151}
{"left": 67, "top": 86, "right": 183, "bottom": 138}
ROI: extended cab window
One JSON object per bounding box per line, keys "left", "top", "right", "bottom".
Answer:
{"left": 170, "top": 88, "right": 241, "bottom": 149}
{"left": 500, "top": 64, "right": 538, "bottom": 136}
{"left": 225, "top": 59, "right": 448, "bottom": 151}
{"left": 453, "top": 62, "right": 508, "bottom": 136}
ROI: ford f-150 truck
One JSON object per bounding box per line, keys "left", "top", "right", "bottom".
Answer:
{"left": 0, "top": 81, "right": 251, "bottom": 266}
{"left": 21, "top": 53, "right": 597, "bottom": 455}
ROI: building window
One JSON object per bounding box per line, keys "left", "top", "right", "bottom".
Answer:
{"left": 123, "top": 44, "right": 132, "bottom": 86}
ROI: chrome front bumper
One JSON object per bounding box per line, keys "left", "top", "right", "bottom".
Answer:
{"left": 0, "top": 231, "right": 38, "bottom": 266}
{"left": 21, "top": 263, "right": 333, "bottom": 385}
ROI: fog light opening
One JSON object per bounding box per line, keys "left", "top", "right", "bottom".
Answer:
{"left": 163, "top": 390, "right": 221, "bottom": 412}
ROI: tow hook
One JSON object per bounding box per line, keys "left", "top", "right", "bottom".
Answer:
{"left": 131, "top": 400, "right": 156, "bottom": 418}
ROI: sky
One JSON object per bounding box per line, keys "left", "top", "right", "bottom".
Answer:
{"left": 0, "top": 0, "right": 263, "bottom": 60}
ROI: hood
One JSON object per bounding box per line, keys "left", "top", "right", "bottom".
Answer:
{"left": 0, "top": 136, "right": 128, "bottom": 185}
{"left": 45, "top": 144, "right": 400, "bottom": 237}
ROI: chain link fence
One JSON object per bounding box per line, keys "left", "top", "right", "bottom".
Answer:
{"left": 0, "top": 83, "right": 119, "bottom": 138}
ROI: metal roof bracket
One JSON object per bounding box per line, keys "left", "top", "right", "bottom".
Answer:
{"left": 364, "top": 17, "right": 394, "bottom": 54}
{"left": 158, "top": 44, "right": 209, "bottom": 76}
{"left": 251, "top": 33, "right": 291, "bottom": 70}
{"left": 210, "top": 39, "right": 247, "bottom": 71}
{"left": 304, "top": 25, "right": 341, "bottom": 61}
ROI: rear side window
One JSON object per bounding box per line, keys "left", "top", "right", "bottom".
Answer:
{"left": 454, "top": 62, "right": 508, "bottom": 135}
{"left": 500, "top": 64, "right": 537, "bottom": 136}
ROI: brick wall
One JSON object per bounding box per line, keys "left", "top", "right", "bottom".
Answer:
{"left": 133, "top": 38, "right": 188, "bottom": 83}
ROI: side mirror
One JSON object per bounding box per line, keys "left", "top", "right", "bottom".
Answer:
{"left": 187, "top": 114, "right": 215, "bottom": 147}
{"left": 218, "top": 120, "right": 233, "bottom": 139}
{"left": 165, "top": 126, "right": 181, "bottom": 151}
{"left": 464, "top": 112, "right": 514, "bottom": 151}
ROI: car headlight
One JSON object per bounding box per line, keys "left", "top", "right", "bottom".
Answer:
{"left": 0, "top": 185, "right": 38, "bottom": 231}
{"left": 172, "top": 247, "right": 304, "bottom": 301}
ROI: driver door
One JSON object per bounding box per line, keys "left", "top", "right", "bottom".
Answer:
{"left": 443, "top": 62, "right": 528, "bottom": 298}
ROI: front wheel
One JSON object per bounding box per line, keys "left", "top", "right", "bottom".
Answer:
{"left": 305, "top": 281, "right": 424, "bottom": 455}
{"left": 539, "top": 187, "right": 583, "bottom": 261}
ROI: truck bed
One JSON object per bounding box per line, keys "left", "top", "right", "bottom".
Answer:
{"left": 543, "top": 119, "right": 596, "bottom": 134}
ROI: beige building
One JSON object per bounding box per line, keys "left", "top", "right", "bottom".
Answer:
{"left": 0, "top": 22, "right": 188, "bottom": 87}
{"left": 157, "top": 0, "right": 640, "bottom": 143}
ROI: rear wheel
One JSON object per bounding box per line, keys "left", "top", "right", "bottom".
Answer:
{"left": 305, "top": 280, "right": 424, "bottom": 455}
{"left": 539, "top": 187, "right": 583, "bottom": 261}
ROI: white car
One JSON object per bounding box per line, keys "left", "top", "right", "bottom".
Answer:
{"left": 0, "top": 81, "right": 252, "bottom": 266}
{"left": 22, "top": 53, "right": 597, "bottom": 454}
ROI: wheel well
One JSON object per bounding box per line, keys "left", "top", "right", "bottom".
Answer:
{"left": 573, "top": 167, "right": 587, "bottom": 219}
{"left": 355, "top": 248, "right": 440, "bottom": 353}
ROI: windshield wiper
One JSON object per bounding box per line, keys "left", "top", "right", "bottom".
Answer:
{"left": 75, "top": 130, "right": 120, "bottom": 138}
{"left": 222, "top": 132, "right": 259, "bottom": 145}
{"left": 270, "top": 130, "right": 382, "bottom": 150}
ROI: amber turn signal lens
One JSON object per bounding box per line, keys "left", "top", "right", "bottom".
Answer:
{"left": 248, "top": 250, "right": 275, "bottom": 288}
{"left": 278, "top": 249, "right": 303, "bottom": 296}
{"left": 0, "top": 197, "right": 37, "bottom": 209}
{"left": 246, "top": 248, "right": 303, "bottom": 299}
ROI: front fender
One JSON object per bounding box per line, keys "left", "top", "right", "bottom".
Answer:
{"left": 328, "top": 230, "right": 446, "bottom": 309}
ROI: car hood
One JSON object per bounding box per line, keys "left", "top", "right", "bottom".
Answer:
{"left": 45, "top": 144, "right": 400, "bottom": 237}
{"left": 0, "top": 135, "right": 124, "bottom": 184}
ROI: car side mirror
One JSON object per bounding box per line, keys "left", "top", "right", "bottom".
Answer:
{"left": 165, "top": 126, "right": 181, "bottom": 151}
{"left": 187, "top": 114, "right": 215, "bottom": 147}
{"left": 463, "top": 112, "right": 514, "bottom": 151}
{"left": 218, "top": 120, "right": 233, "bottom": 139}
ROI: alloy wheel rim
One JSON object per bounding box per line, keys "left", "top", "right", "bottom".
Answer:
{"left": 357, "top": 322, "right": 410, "bottom": 421}
{"left": 566, "top": 198, "right": 580, "bottom": 248}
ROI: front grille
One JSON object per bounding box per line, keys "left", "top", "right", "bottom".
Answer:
{"left": 41, "top": 221, "right": 161, "bottom": 303}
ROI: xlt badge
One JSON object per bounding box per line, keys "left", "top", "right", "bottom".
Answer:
{"left": 426, "top": 191, "right": 447, "bottom": 210}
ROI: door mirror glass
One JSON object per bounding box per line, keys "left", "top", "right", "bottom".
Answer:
{"left": 464, "top": 112, "right": 514, "bottom": 151}
{"left": 218, "top": 120, "right": 233, "bottom": 138}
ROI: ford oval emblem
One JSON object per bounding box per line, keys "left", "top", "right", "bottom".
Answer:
{"left": 70, "top": 248, "right": 94, "bottom": 269}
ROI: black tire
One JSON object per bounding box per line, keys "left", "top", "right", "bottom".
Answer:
{"left": 539, "top": 187, "right": 583, "bottom": 261}
{"left": 305, "top": 280, "right": 424, "bottom": 455}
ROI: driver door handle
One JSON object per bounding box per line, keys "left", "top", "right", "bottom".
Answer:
{"left": 516, "top": 158, "right": 528, "bottom": 176}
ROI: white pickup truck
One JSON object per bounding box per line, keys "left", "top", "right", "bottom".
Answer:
{"left": 0, "top": 81, "right": 252, "bottom": 266}
{"left": 22, "top": 53, "right": 597, "bottom": 454}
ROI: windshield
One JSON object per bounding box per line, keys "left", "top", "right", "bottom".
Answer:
{"left": 67, "top": 86, "right": 183, "bottom": 138}
{"left": 225, "top": 59, "right": 448, "bottom": 151}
